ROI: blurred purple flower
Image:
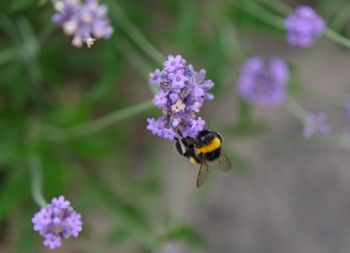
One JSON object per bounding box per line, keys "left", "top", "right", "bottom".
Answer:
{"left": 52, "top": 0, "right": 113, "bottom": 48}
{"left": 147, "top": 55, "right": 214, "bottom": 141}
{"left": 237, "top": 56, "right": 290, "bottom": 106}
{"left": 346, "top": 102, "right": 350, "bottom": 118}
{"left": 303, "top": 112, "right": 330, "bottom": 138}
{"left": 285, "top": 6, "right": 325, "bottom": 47}
{"left": 32, "top": 196, "right": 82, "bottom": 250}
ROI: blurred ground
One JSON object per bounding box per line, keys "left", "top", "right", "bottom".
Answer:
{"left": 161, "top": 37, "right": 350, "bottom": 253}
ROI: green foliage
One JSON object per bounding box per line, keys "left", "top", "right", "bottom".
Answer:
{"left": 0, "top": 166, "right": 29, "bottom": 222}
{"left": 160, "top": 224, "right": 203, "bottom": 248}
{"left": 1, "top": 0, "right": 348, "bottom": 252}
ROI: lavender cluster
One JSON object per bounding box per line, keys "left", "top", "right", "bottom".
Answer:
{"left": 52, "top": 0, "right": 113, "bottom": 48}
{"left": 237, "top": 56, "right": 290, "bottom": 106}
{"left": 285, "top": 5, "right": 325, "bottom": 48}
{"left": 32, "top": 196, "right": 83, "bottom": 250}
{"left": 147, "top": 55, "right": 214, "bottom": 141}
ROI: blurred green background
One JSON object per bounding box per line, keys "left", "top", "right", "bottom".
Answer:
{"left": 1, "top": 0, "right": 350, "bottom": 252}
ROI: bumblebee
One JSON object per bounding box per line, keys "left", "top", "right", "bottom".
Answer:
{"left": 175, "top": 129, "right": 231, "bottom": 187}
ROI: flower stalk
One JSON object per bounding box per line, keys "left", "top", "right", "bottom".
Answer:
{"left": 284, "top": 98, "right": 306, "bottom": 123}
{"left": 237, "top": 1, "right": 350, "bottom": 49}
{"left": 107, "top": 0, "right": 164, "bottom": 64}
{"left": 28, "top": 153, "right": 47, "bottom": 208}
{"left": 45, "top": 100, "right": 154, "bottom": 141}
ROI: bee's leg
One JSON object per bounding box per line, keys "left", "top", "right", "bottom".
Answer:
{"left": 175, "top": 138, "right": 186, "bottom": 156}
{"left": 183, "top": 149, "right": 194, "bottom": 157}
{"left": 196, "top": 153, "right": 205, "bottom": 164}
{"left": 175, "top": 129, "right": 184, "bottom": 138}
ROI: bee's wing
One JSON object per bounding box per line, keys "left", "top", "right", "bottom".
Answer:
{"left": 216, "top": 151, "right": 231, "bottom": 172}
{"left": 196, "top": 162, "right": 209, "bottom": 187}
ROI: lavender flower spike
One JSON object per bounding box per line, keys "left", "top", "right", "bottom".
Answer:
{"left": 285, "top": 6, "right": 325, "bottom": 48}
{"left": 303, "top": 111, "right": 330, "bottom": 138}
{"left": 52, "top": 0, "right": 113, "bottom": 48}
{"left": 32, "top": 196, "right": 83, "bottom": 250}
{"left": 147, "top": 54, "right": 214, "bottom": 141}
{"left": 237, "top": 56, "right": 290, "bottom": 106}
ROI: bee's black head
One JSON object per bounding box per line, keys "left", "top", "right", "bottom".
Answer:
{"left": 197, "top": 129, "right": 215, "bottom": 144}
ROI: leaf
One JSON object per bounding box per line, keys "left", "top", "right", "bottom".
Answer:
{"left": 0, "top": 166, "right": 29, "bottom": 222}
{"left": 85, "top": 48, "right": 124, "bottom": 105}
{"left": 11, "top": 208, "right": 42, "bottom": 253}
{"left": 79, "top": 169, "right": 160, "bottom": 250}
{"left": 173, "top": 0, "right": 196, "bottom": 46}
{"left": 229, "top": 1, "right": 283, "bottom": 35}
{"left": 10, "top": 0, "right": 38, "bottom": 13}
{"left": 160, "top": 224, "right": 203, "bottom": 247}
{"left": 0, "top": 48, "right": 19, "bottom": 65}
{"left": 205, "top": 35, "right": 226, "bottom": 93}
{"left": 83, "top": 171, "right": 149, "bottom": 229}
{"left": 0, "top": 130, "right": 21, "bottom": 166}
{"left": 42, "top": 147, "right": 69, "bottom": 198}
{"left": 68, "top": 138, "right": 108, "bottom": 159}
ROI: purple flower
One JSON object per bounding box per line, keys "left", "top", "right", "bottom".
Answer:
{"left": 147, "top": 55, "right": 214, "bottom": 141}
{"left": 303, "top": 112, "right": 330, "bottom": 138}
{"left": 149, "top": 69, "right": 161, "bottom": 85}
{"left": 32, "top": 196, "right": 83, "bottom": 250}
{"left": 237, "top": 57, "right": 290, "bottom": 106}
{"left": 52, "top": 0, "right": 113, "bottom": 48}
{"left": 164, "top": 55, "right": 186, "bottom": 72}
{"left": 285, "top": 6, "right": 325, "bottom": 48}
{"left": 345, "top": 102, "right": 350, "bottom": 118}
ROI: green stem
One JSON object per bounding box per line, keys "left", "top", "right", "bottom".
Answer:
{"left": 115, "top": 40, "right": 158, "bottom": 94}
{"left": 245, "top": 1, "right": 350, "bottom": 49}
{"left": 330, "top": 4, "right": 350, "bottom": 31}
{"left": 108, "top": 0, "right": 164, "bottom": 65}
{"left": 300, "top": 87, "right": 350, "bottom": 107}
{"left": 256, "top": 0, "right": 291, "bottom": 15}
{"left": 27, "top": 153, "right": 46, "bottom": 208}
{"left": 234, "top": 1, "right": 285, "bottom": 30}
{"left": 324, "top": 28, "right": 350, "bottom": 48}
{"left": 0, "top": 48, "right": 18, "bottom": 65}
{"left": 216, "top": 17, "right": 247, "bottom": 65}
{"left": 283, "top": 100, "right": 350, "bottom": 148}
{"left": 284, "top": 98, "right": 306, "bottom": 123}
{"left": 46, "top": 100, "right": 154, "bottom": 141}
{"left": 16, "top": 17, "right": 42, "bottom": 84}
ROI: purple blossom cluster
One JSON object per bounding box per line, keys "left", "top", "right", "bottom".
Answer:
{"left": 303, "top": 112, "right": 330, "bottom": 138}
{"left": 237, "top": 56, "right": 290, "bottom": 106}
{"left": 147, "top": 55, "right": 214, "bottom": 141}
{"left": 52, "top": 0, "right": 113, "bottom": 48}
{"left": 32, "top": 196, "right": 83, "bottom": 250}
{"left": 285, "top": 6, "right": 325, "bottom": 48}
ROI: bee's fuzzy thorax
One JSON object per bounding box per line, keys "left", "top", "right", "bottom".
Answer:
{"left": 195, "top": 137, "right": 221, "bottom": 155}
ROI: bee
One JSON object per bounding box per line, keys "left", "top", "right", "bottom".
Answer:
{"left": 175, "top": 129, "right": 231, "bottom": 187}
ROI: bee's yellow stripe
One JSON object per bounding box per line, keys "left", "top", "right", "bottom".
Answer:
{"left": 189, "top": 157, "right": 198, "bottom": 164}
{"left": 195, "top": 137, "right": 221, "bottom": 155}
